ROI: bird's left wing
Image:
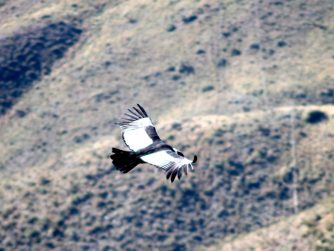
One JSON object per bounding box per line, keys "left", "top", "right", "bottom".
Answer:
{"left": 140, "top": 150, "right": 195, "bottom": 183}
{"left": 118, "top": 104, "right": 161, "bottom": 152}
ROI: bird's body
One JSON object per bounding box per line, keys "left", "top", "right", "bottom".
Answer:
{"left": 110, "top": 104, "right": 197, "bottom": 182}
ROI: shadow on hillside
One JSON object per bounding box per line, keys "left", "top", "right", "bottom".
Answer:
{"left": 0, "top": 21, "right": 82, "bottom": 116}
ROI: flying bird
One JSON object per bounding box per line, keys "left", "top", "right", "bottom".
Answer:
{"left": 110, "top": 104, "right": 197, "bottom": 182}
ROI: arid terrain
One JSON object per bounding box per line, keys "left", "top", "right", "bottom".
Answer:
{"left": 0, "top": 0, "right": 334, "bottom": 250}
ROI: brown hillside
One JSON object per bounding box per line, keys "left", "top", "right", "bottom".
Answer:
{"left": 0, "top": 0, "right": 334, "bottom": 250}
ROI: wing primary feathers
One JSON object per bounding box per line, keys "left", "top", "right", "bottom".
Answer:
{"left": 116, "top": 121, "right": 132, "bottom": 126}
{"left": 128, "top": 109, "right": 140, "bottom": 118}
{"left": 121, "top": 105, "right": 149, "bottom": 126}
{"left": 120, "top": 122, "right": 134, "bottom": 126}
{"left": 166, "top": 168, "right": 174, "bottom": 180}
{"left": 137, "top": 104, "right": 148, "bottom": 117}
{"left": 184, "top": 165, "right": 189, "bottom": 176}
{"left": 133, "top": 106, "right": 145, "bottom": 117}
{"left": 171, "top": 168, "right": 178, "bottom": 183}
{"left": 165, "top": 164, "right": 173, "bottom": 172}
{"left": 120, "top": 118, "right": 133, "bottom": 123}
{"left": 124, "top": 113, "right": 139, "bottom": 120}
{"left": 177, "top": 166, "right": 183, "bottom": 180}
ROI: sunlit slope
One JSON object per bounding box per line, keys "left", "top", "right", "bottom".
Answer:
{"left": 203, "top": 196, "right": 334, "bottom": 251}
{"left": 1, "top": 0, "right": 334, "bottom": 250}
{"left": 1, "top": 106, "right": 333, "bottom": 250}
{"left": 1, "top": 0, "right": 334, "bottom": 175}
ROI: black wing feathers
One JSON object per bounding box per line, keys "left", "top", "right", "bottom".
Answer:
{"left": 124, "top": 113, "right": 139, "bottom": 120}
{"left": 171, "top": 169, "right": 178, "bottom": 183}
{"left": 119, "top": 104, "right": 149, "bottom": 126}
{"left": 137, "top": 104, "right": 148, "bottom": 116}
{"left": 127, "top": 109, "right": 140, "bottom": 118}
{"left": 177, "top": 168, "right": 182, "bottom": 180}
{"left": 166, "top": 168, "right": 173, "bottom": 180}
{"left": 165, "top": 163, "right": 187, "bottom": 183}
{"left": 145, "top": 126, "right": 160, "bottom": 141}
{"left": 162, "top": 151, "right": 195, "bottom": 183}
{"left": 133, "top": 106, "right": 145, "bottom": 117}
{"left": 184, "top": 165, "right": 188, "bottom": 176}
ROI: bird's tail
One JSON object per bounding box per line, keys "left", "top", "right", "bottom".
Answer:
{"left": 110, "top": 148, "right": 141, "bottom": 173}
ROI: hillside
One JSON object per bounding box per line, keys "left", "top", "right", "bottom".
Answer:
{"left": 203, "top": 196, "right": 334, "bottom": 251}
{"left": 1, "top": 106, "right": 334, "bottom": 250}
{"left": 0, "top": 0, "right": 334, "bottom": 250}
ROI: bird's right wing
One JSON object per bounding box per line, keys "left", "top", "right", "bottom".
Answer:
{"left": 140, "top": 150, "right": 195, "bottom": 182}
{"left": 118, "top": 104, "right": 161, "bottom": 152}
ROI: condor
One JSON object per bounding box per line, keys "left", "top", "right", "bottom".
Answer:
{"left": 110, "top": 104, "right": 197, "bottom": 183}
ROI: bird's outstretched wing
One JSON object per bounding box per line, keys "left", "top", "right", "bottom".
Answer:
{"left": 118, "top": 104, "right": 161, "bottom": 151}
{"left": 140, "top": 150, "right": 196, "bottom": 183}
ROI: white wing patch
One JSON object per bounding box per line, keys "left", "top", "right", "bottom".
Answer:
{"left": 121, "top": 118, "right": 154, "bottom": 151}
{"left": 140, "top": 150, "right": 191, "bottom": 169}
{"left": 141, "top": 150, "right": 194, "bottom": 182}
{"left": 118, "top": 105, "right": 160, "bottom": 152}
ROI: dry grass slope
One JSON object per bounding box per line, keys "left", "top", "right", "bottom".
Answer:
{"left": 203, "top": 197, "right": 334, "bottom": 251}
{"left": 1, "top": 106, "right": 334, "bottom": 250}
{"left": 0, "top": 0, "right": 334, "bottom": 250}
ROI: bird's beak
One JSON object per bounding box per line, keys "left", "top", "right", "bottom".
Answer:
{"left": 192, "top": 155, "right": 197, "bottom": 164}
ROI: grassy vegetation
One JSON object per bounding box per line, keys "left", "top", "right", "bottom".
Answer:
{"left": 203, "top": 197, "right": 334, "bottom": 251}
{"left": 0, "top": 0, "right": 334, "bottom": 250}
